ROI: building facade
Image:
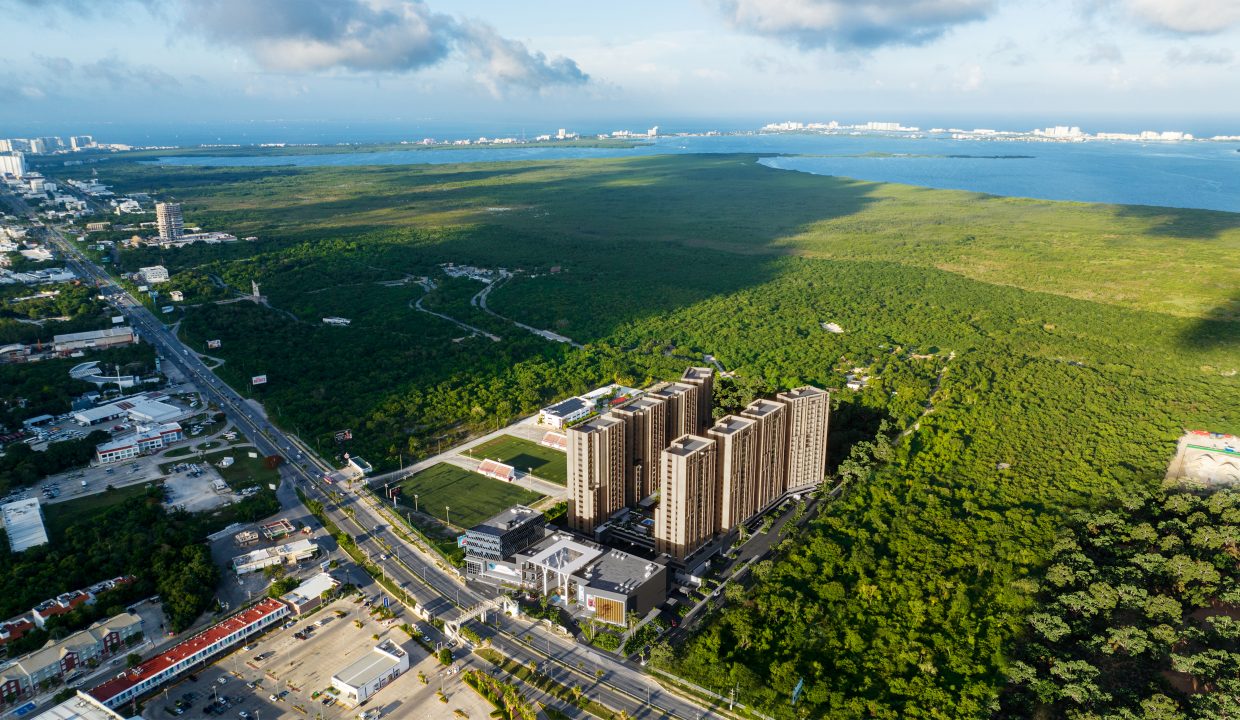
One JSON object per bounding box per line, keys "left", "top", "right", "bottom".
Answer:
{"left": 742, "top": 398, "right": 790, "bottom": 514}
{"left": 654, "top": 435, "right": 718, "bottom": 561}
{"left": 648, "top": 382, "right": 701, "bottom": 440}
{"left": 2, "top": 613, "right": 141, "bottom": 700}
{"left": 94, "top": 423, "right": 183, "bottom": 464}
{"left": 778, "top": 387, "right": 831, "bottom": 492}
{"left": 567, "top": 414, "right": 628, "bottom": 534}
{"left": 88, "top": 598, "right": 288, "bottom": 709}
{"left": 460, "top": 506, "right": 545, "bottom": 585}
{"left": 611, "top": 395, "right": 667, "bottom": 503}
{"left": 708, "top": 415, "right": 759, "bottom": 531}
{"left": 681, "top": 367, "right": 715, "bottom": 432}
{"left": 331, "top": 641, "right": 409, "bottom": 705}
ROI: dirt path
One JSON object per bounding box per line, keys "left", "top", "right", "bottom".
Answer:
{"left": 901, "top": 351, "right": 956, "bottom": 440}
{"left": 411, "top": 280, "right": 501, "bottom": 342}
{"left": 471, "top": 270, "right": 584, "bottom": 348}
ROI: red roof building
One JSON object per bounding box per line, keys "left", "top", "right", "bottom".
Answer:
{"left": 88, "top": 598, "right": 288, "bottom": 709}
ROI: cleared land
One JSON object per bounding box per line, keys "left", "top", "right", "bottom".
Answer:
{"left": 394, "top": 463, "right": 544, "bottom": 529}
{"left": 464, "top": 434, "right": 568, "bottom": 485}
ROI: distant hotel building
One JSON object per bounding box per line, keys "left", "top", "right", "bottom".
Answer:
{"left": 565, "top": 367, "right": 831, "bottom": 564}
{"left": 155, "top": 202, "right": 183, "bottom": 241}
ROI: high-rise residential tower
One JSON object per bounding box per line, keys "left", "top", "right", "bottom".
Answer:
{"left": 611, "top": 395, "right": 667, "bottom": 503}
{"left": 742, "top": 398, "right": 790, "bottom": 512}
{"left": 566, "top": 413, "right": 628, "bottom": 534}
{"left": 681, "top": 366, "right": 715, "bottom": 430}
{"left": 655, "top": 434, "right": 718, "bottom": 561}
{"left": 778, "top": 386, "right": 831, "bottom": 492}
{"left": 707, "top": 415, "right": 759, "bottom": 531}
{"left": 648, "top": 381, "right": 700, "bottom": 439}
{"left": 155, "top": 202, "right": 184, "bottom": 241}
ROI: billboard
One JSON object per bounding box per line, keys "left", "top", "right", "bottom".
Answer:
{"left": 161, "top": 305, "right": 174, "bottom": 314}
{"left": 251, "top": 375, "right": 267, "bottom": 385}
{"left": 112, "top": 316, "right": 124, "bottom": 324}
{"left": 207, "top": 339, "right": 221, "bottom": 349}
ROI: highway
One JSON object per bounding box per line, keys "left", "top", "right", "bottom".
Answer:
{"left": 44, "top": 225, "right": 723, "bottom": 720}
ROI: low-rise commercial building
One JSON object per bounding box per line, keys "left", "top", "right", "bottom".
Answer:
{"left": 460, "top": 506, "right": 544, "bottom": 586}
{"left": 2, "top": 498, "right": 49, "bottom": 552}
{"left": 515, "top": 532, "right": 668, "bottom": 627}
{"left": 26, "top": 691, "right": 126, "bottom": 720}
{"left": 52, "top": 328, "right": 135, "bottom": 354}
{"left": 539, "top": 396, "right": 591, "bottom": 429}
{"left": 87, "top": 598, "right": 289, "bottom": 709}
{"left": 135, "top": 266, "right": 168, "bottom": 285}
{"left": 279, "top": 572, "right": 339, "bottom": 616}
{"left": 330, "top": 640, "right": 409, "bottom": 705}
{"left": 94, "top": 423, "right": 183, "bottom": 464}
{"left": 231, "top": 539, "right": 318, "bottom": 575}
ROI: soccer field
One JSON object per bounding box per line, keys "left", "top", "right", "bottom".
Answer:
{"left": 395, "top": 463, "right": 545, "bottom": 528}
{"left": 465, "top": 435, "right": 568, "bottom": 486}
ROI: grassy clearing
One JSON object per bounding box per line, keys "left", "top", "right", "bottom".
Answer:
{"left": 394, "top": 463, "right": 544, "bottom": 529}
{"left": 42, "top": 483, "right": 157, "bottom": 540}
{"left": 464, "top": 435, "right": 567, "bottom": 485}
{"left": 201, "top": 449, "right": 280, "bottom": 490}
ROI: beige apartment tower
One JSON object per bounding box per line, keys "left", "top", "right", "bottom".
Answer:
{"left": 567, "top": 414, "right": 628, "bottom": 534}
{"left": 649, "top": 382, "right": 700, "bottom": 439}
{"left": 611, "top": 395, "right": 667, "bottom": 503}
{"left": 681, "top": 367, "right": 715, "bottom": 431}
{"left": 155, "top": 202, "right": 184, "bottom": 241}
{"left": 778, "top": 386, "right": 831, "bottom": 491}
{"left": 655, "top": 435, "right": 718, "bottom": 561}
{"left": 742, "top": 398, "right": 790, "bottom": 512}
{"left": 707, "top": 415, "right": 759, "bottom": 531}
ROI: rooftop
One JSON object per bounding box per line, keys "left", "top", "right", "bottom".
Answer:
{"left": 470, "top": 505, "right": 542, "bottom": 536}
{"left": 542, "top": 396, "right": 589, "bottom": 417}
{"left": 88, "top": 598, "right": 286, "bottom": 705}
{"left": 742, "top": 398, "right": 784, "bottom": 418}
{"left": 649, "top": 382, "right": 695, "bottom": 399}
{"left": 332, "top": 641, "right": 406, "bottom": 689}
{"left": 2, "top": 497, "right": 49, "bottom": 552}
{"left": 708, "top": 415, "right": 755, "bottom": 436}
{"left": 28, "top": 693, "right": 125, "bottom": 720}
{"left": 522, "top": 533, "right": 604, "bottom": 578}
{"left": 614, "top": 396, "right": 663, "bottom": 414}
{"left": 52, "top": 327, "right": 133, "bottom": 344}
{"left": 682, "top": 367, "right": 714, "bottom": 381}
{"left": 572, "top": 413, "right": 624, "bottom": 434}
{"left": 282, "top": 572, "right": 338, "bottom": 606}
{"left": 664, "top": 434, "right": 715, "bottom": 458}
{"left": 574, "top": 548, "right": 663, "bottom": 596}
{"left": 779, "top": 386, "right": 828, "bottom": 401}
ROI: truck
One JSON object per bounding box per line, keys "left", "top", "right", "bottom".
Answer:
{"left": 81, "top": 480, "right": 87, "bottom": 488}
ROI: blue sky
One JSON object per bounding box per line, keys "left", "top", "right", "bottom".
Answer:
{"left": 2, "top": 0, "right": 1238, "bottom": 134}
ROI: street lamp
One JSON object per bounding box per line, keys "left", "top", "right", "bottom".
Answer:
{"left": 445, "top": 505, "right": 450, "bottom": 526}
{"left": 413, "top": 494, "right": 419, "bottom": 513}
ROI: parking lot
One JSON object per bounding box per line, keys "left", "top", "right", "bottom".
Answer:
{"left": 141, "top": 596, "right": 492, "bottom": 720}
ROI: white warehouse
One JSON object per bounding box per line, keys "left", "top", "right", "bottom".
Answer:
{"left": 331, "top": 640, "right": 409, "bottom": 705}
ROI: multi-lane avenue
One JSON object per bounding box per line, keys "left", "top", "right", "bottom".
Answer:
{"left": 44, "top": 225, "right": 726, "bottom": 720}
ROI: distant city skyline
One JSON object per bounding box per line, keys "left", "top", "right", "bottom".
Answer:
{"left": 2, "top": 0, "right": 1239, "bottom": 129}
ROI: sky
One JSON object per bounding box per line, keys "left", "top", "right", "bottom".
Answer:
{"left": 1, "top": 0, "right": 1239, "bottom": 136}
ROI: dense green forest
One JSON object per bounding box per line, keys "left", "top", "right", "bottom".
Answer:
{"left": 49, "top": 152, "right": 1239, "bottom": 717}
{"left": 1000, "top": 486, "right": 1239, "bottom": 719}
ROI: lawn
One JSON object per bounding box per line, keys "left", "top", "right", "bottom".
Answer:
{"left": 464, "top": 435, "right": 567, "bottom": 485}
{"left": 42, "top": 483, "right": 158, "bottom": 540}
{"left": 203, "top": 449, "right": 280, "bottom": 490}
{"left": 394, "top": 463, "right": 545, "bottom": 529}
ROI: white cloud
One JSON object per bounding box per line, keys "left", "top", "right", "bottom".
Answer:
{"left": 715, "top": 0, "right": 995, "bottom": 50}
{"left": 1165, "top": 45, "right": 1235, "bottom": 64}
{"left": 1121, "top": 0, "right": 1240, "bottom": 34}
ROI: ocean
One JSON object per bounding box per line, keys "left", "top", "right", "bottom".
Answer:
{"left": 147, "top": 132, "right": 1240, "bottom": 213}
